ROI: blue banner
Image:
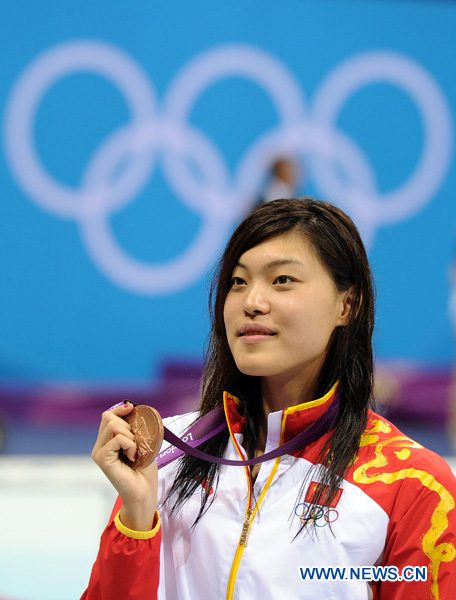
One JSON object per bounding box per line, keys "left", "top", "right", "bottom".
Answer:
{"left": 1, "top": 0, "right": 455, "bottom": 384}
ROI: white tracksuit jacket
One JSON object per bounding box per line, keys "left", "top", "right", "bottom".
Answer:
{"left": 82, "top": 384, "right": 456, "bottom": 600}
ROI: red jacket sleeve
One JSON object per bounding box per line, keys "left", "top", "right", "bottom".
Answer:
{"left": 80, "top": 496, "right": 161, "bottom": 600}
{"left": 373, "top": 459, "right": 456, "bottom": 600}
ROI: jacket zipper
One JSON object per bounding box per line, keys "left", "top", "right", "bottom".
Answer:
{"left": 225, "top": 469, "right": 254, "bottom": 599}
{"left": 240, "top": 507, "right": 255, "bottom": 546}
{"left": 226, "top": 461, "right": 281, "bottom": 599}
{"left": 223, "top": 390, "right": 285, "bottom": 600}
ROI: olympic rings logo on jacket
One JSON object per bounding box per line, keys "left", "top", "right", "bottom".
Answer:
{"left": 294, "top": 502, "right": 339, "bottom": 527}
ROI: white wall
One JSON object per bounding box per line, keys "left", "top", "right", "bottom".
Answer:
{"left": 0, "top": 457, "right": 116, "bottom": 600}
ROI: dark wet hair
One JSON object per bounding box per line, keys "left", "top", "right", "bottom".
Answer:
{"left": 167, "top": 197, "right": 375, "bottom": 527}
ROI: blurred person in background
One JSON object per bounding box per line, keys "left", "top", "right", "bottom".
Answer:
{"left": 255, "top": 157, "right": 301, "bottom": 208}
{"left": 82, "top": 198, "right": 456, "bottom": 600}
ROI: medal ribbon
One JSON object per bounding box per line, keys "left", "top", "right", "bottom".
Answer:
{"left": 156, "top": 393, "right": 340, "bottom": 469}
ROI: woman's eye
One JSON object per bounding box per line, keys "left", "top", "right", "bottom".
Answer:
{"left": 274, "top": 275, "right": 294, "bottom": 285}
{"left": 230, "top": 276, "right": 246, "bottom": 287}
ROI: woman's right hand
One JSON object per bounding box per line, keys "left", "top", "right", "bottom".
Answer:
{"left": 91, "top": 403, "right": 158, "bottom": 531}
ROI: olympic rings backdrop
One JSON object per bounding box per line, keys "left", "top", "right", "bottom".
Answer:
{"left": 1, "top": 1, "right": 456, "bottom": 387}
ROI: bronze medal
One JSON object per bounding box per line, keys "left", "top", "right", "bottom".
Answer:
{"left": 121, "top": 405, "right": 164, "bottom": 470}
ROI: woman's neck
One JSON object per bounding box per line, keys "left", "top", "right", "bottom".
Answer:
{"left": 260, "top": 374, "right": 317, "bottom": 416}
{"left": 252, "top": 375, "right": 317, "bottom": 458}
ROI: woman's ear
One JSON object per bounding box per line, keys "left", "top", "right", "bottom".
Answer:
{"left": 337, "top": 286, "right": 356, "bottom": 326}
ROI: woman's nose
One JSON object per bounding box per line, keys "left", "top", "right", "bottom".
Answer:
{"left": 243, "top": 284, "right": 269, "bottom": 315}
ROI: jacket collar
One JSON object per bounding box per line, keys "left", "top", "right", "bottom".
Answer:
{"left": 223, "top": 382, "right": 339, "bottom": 442}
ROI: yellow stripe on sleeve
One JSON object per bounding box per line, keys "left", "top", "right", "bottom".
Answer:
{"left": 114, "top": 509, "right": 161, "bottom": 540}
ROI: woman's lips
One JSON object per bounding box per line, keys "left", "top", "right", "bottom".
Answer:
{"left": 238, "top": 324, "right": 276, "bottom": 344}
{"left": 240, "top": 333, "right": 275, "bottom": 344}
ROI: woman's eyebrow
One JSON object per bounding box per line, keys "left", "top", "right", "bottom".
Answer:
{"left": 235, "top": 258, "right": 303, "bottom": 271}
{"left": 264, "top": 258, "right": 303, "bottom": 269}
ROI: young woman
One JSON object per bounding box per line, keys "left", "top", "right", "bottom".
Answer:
{"left": 82, "top": 198, "right": 456, "bottom": 600}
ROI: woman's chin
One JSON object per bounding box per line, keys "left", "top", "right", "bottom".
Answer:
{"left": 236, "top": 362, "right": 275, "bottom": 378}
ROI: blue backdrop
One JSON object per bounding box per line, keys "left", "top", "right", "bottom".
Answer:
{"left": 1, "top": 0, "right": 455, "bottom": 384}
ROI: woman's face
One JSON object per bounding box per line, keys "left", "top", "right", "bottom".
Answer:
{"left": 223, "top": 232, "right": 352, "bottom": 391}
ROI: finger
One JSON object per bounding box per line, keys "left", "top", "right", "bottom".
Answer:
{"left": 93, "top": 432, "right": 137, "bottom": 465}
{"left": 98, "top": 415, "right": 135, "bottom": 448}
{"left": 92, "top": 414, "right": 136, "bottom": 462}
{"left": 97, "top": 403, "right": 135, "bottom": 440}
